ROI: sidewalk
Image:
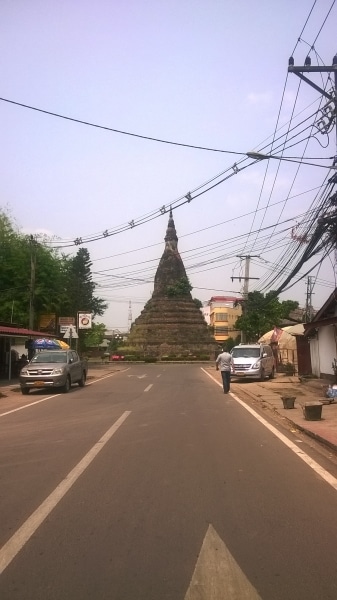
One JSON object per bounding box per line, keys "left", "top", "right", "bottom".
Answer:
{"left": 230, "top": 373, "right": 337, "bottom": 452}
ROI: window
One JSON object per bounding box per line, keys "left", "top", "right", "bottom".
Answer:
{"left": 215, "top": 313, "right": 228, "bottom": 322}
{"left": 215, "top": 327, "right": 229, "bottom": 335}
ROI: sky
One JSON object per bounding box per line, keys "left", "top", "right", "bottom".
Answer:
{"left": 1, "top": 0, "right": 337, "bottom": 332}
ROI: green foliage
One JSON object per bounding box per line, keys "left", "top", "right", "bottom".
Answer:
{"left": 222, "top": 335, "right": 241, "bottom": 352}
{"left": 144, "top": 356, "right": 157, "bottom": 363}
{"left": 0, "top": 209, "right": 108, "bottom": 330}
{"left": 83, "top": 323, "right": 106, "bottom": 348}
{"left": 234, "top": 291, "right": 299, "bottom": 342}
{"left": 193, "top": 297, "right": 203, "bottom": 309}
{"left": 166, "top": 276, "right": 192, "bottom": 297}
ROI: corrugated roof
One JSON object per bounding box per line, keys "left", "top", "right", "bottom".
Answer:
{"left": 0, "top": 325, "right": 52, "bottom": 337}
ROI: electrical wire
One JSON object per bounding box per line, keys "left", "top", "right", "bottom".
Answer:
{"left": 0, "top": 96, "right": 247, "bottom": 156}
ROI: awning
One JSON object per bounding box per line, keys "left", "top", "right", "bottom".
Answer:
{"left": 0, "top": 326, "right": 52, "bottom": 337}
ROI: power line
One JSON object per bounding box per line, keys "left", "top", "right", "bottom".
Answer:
{"left": 0, "top": 96, "right": 247, "bottom": 156}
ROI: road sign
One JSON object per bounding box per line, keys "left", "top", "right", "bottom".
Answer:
{"left": 63, "top": 325, "right": 79, "bottom": 339}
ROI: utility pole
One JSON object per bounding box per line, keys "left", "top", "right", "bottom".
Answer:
{"left": 29, "top": 235, "right": 36, "bottom": 330}
{"left": 304, "top": 276, "right": 314, "bottom": 323}
{"left": 128, "top": 301, "right": 133, "bottom": 332}
{"left": 288, "top": 54, "right": 337, "bottom": 145}
{"left": 231, "top": 255, "right": 260, "bottom": 343}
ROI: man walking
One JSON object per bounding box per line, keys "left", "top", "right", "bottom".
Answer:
{"left": 216, "top": 349, "right": 233, "bottom": 394}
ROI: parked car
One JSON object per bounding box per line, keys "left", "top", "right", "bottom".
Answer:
{"left": 231, "top": 344, "right": 275, "bottom": 381}
{"left": 110, "top": 355, "right": 125, "bottom": 361}
{"left": 19, "top": 350, "right": 88, "bottom": 394}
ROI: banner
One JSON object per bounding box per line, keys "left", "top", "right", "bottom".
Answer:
{"left": 270, "top": 326, "right": 283, "bottom": 343}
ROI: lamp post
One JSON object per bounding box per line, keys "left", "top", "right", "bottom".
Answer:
{"left": 246, "top": 152, "right": 337, "bottom": 170}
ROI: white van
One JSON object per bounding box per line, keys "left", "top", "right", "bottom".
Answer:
{"left": 231, "top": 344, "right": 275, "bottom": 381}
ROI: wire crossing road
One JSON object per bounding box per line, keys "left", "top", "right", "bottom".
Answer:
{"left": 1, "top": 364, "right": 337, "bottom": 599}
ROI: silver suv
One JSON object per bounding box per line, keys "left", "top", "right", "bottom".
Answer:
{"left": 231, "top": 344, "right": 275, "bottom": 381}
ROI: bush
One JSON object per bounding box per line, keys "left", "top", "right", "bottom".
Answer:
{"left": 144, "top": 356, "right": 157, "bottom": 363}
{"left": 123, "top": 354, "right": 143, "bottom": 361}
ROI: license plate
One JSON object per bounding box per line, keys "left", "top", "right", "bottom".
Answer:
{"left": 34, "top": 381, "right": 45, "bottom": 386}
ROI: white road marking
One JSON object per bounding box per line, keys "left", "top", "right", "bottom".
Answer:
{"left": 144, "top": 384, "right": 153, "bottom": 392}
{"left": 0, "top": 369, "right": 130, "bottom": 418}
{"left": 201, "top": 368, "right": 337, "bottom": 492}
{"left": 0, "top": 394, "right": 61, "bottom": 417}
{"left": 184, "top": 524, "right": 261, "bottom": 599}
{"left": 0, "top": 411, "right": 131, "bottom": 575}
{"left": 157, "top": 374, "right": 161, "bottom": 378}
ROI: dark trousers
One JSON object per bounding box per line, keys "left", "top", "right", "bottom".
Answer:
{"left": 221, "top": 370, "right": 231, "bottom": 393}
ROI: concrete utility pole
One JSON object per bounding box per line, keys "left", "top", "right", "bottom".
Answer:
{"left": 288, "top": 54, "right": 337, "bottom": 145}
{"left": 304, "top": 276, "right": 314, "bottom": 323}
{"left": 231, "top": 255, "right": 260, "bottom": 343}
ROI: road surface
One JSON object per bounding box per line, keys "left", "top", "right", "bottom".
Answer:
{"left": 1, "top": 364, "right": 337, "bottom": 599}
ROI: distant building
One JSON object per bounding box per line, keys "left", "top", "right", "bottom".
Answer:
{"left": 208, "top": 296, "right": 242, "bottom": 345}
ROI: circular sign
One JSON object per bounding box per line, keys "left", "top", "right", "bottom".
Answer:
{"left": 80, "top": 316, "right": 90, "bottom": 326}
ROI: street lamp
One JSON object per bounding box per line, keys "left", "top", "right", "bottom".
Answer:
{"left": 246, "top": 151, "right": 337, "bottom": 170}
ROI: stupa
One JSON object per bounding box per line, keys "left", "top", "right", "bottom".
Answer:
{"left": 126, "top": 211, "right": 217, "bottom": 358}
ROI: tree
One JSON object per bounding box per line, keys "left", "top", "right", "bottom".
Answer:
{"left": 61, "top": 248, "right": 108, "bottom": 318}
{"left": 83, "top": 322, "right": 106, "bottom": 349}
{"left": 0, "top": 210, "right": 108, "bottom": 332}
{"left": 0, "top": 209, "right": 65, "bottom": 327}
{"left": 234, "top": 291, "right": 299, "bottom": 342}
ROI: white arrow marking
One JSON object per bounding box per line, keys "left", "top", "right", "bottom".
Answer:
{"left": 184, "top": 525, "right": 262, "bottom": 599}
{"left": 138, "top": 374, "right": 147, "bottom": 379}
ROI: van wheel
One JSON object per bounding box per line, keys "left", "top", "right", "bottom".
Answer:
{"left": 21, "top": 387, "right": 29, "bottom": 395}
{"left": 269, "top": 367, "right": 275, "bottom": 379}
{"left": 259, "top": 368, "right": 265, "bottom": 381}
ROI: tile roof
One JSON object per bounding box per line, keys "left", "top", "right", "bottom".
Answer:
{"left": 0, "top": 325, "right": 51, "bottom": 337}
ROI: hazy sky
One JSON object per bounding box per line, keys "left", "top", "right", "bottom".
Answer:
{"left": 1, "top": 1, "right": 336, "bottom": 331}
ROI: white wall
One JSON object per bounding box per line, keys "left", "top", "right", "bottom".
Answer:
{"left": 309, "top": 339, "right": 320, "bottom": 377}
{"left": 318, "top": 324, "right": 337, "bottom": 377}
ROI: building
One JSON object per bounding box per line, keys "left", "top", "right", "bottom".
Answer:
{"left": 0, "top": 324, "right": 53, "bottom": 380}
{"left": 208, "top": 296, "right": 242, "bottom": 345}
{"left": 304, "top": 288, "right": 337, "bottom": 379}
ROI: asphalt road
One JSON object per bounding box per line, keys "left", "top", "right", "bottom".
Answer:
{"left": 1, "top": 364, "right": 337, "bottom": 599}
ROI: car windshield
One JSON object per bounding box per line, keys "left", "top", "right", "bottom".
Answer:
{"left": 232, "top": 348, "right": 260, "bottom": 358}
{"left": 31, "top": 352, "right": 67, "bottom": 364}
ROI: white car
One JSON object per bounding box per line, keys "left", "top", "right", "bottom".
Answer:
{"left": 231, "top": 344, "right": 275, "bottom": 381}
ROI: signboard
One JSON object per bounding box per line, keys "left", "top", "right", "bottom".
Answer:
{"left": 39, "top": 314, "right": 56, "bottom": 333}
{"left": 59, "top": 316, "right": 75, "bottom": 326}
{"left": 78, "top": 313, "right": 92, "bottom": 329}
{"left": 63, "top": 325, "right": 79, "bottom": 339}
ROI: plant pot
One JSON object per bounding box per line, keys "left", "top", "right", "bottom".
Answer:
{"left": 302, "top": 401, "right": 323, "bottom": 421}
{"left": 281, "top": 396, "right": 296, "bottom": 409}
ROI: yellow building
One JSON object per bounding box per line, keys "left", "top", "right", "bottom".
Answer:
{"left": 209, "top": 296, "right": 242, "bottom": 344}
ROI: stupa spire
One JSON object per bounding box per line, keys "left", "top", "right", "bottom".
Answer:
{"left": 164, "top": 208, "right": 178, "bottom": 251}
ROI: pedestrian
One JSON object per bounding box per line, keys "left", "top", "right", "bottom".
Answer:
{"left": 216, "top": 349, "right": 234, "bottom": 394}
